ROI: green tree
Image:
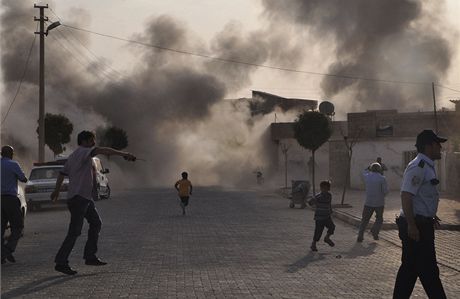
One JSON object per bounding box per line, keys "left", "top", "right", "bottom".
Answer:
{"left": 294, "top": 111, "right": 333, "bottom": 196}
{"left": 97, "top": 126, "right": 128, "bottom": 150}
{"left": 36, "top": 113, "right": 73, "bottom": 157}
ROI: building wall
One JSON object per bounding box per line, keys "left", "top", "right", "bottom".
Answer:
{"left": 329, "top": 140, "right": 349, "bottom": 188}
{"left": 446, "top": 153, "right": 460, "bottom": 195}
{"left": 350, "top": 139, "right": 449, "bottom": 191}
{"left": 274, "top": 138, "right": 330, "bottom": 192}
{"left": 270, "top": 108, "right": 458, "bottom": 193}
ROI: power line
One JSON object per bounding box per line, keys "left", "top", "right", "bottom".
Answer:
{"left": 51, "top": 26, "right": 120, "bottom": 81}
{"left": 435, "top": 84, "right": 460, "bottom": 93}
{"left": 48, "top": 22, "right": 124, "bottom": 80}
{"left": 48, "top": 9, "right": 125, "bottom": 80}
{"left": 1, "top": 31, "right": 37, "bottom": 126}
{"left": 60, "top": 26, "right": 125, "bottom": 79}
{"left": 48, "top": 9, "right": 460, "bottom": 91}
{"left": 61, "top": 23, "right": 440, "bottom": 87}
{"left": 47, "top": 32, "right": 115, "bottom": 82}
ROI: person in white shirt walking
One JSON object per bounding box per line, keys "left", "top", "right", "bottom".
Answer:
{"left": 357, "top": 162, "right": 389, "bottom": 242}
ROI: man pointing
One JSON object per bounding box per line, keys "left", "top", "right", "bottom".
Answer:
{"left": 52, "top": 130, "right": 136, "bottom": 275}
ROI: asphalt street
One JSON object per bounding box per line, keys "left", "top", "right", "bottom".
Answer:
{"left": 1, "top": 187, "right": 459, "bottom": 298}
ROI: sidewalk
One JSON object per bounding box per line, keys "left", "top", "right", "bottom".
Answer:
{"left": 330, "top": 189, "right": 460, "bottom": 231}
{"left": 279, "top": 188, "right": 460, "bottom": 273}
{"left": 329, "top": 189, "right": 460, "bottom": 272}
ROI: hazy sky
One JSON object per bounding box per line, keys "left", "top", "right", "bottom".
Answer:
{"left": 1, "top": 0, "right": 459, "bottom": 186}
{"left": 1, "top": 1, "right": 459, "bottom": 117}
{"left": 15, "top": 0, "right": 459, "bottom": 113}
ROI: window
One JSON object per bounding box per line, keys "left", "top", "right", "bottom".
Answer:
{"left": 376, "top": 124, "right": 393, "bottom": 137}
{"left": 29, "top": 167, "right": 62, "bottom": 180}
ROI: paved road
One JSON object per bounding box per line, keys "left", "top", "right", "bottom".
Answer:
{"left": 2, "top": 187, "right": 459, "bottom": 298}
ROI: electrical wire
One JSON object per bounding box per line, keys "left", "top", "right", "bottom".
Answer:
{"left": 48, "top": 8, "right": 460, "bottom": 92}
{"left": 47, "top": 20, "right": 124, "bottom": 80}
{"left": 61, "top": 23, "right": 439, "bottom": 87}
{"left": 1, "top": 30, "right": 37, "bottom": 126}
{"left": 435, "top": 84, "right": 460, "bottom": 93}
{"left": 50, "top": 26, "right": 119, "bottom": 82}
{"left": 47, "top": 32, "right": 114, "bottom": 82}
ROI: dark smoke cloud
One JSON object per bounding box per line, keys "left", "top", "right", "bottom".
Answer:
{"left": 205, "top": 22, "right": 305, "bottom": 92}
{"left": 1, "top": 0, "right": 299, "bottom": 187}
{"left": 262, "top": 0, "right": 455, "bottom": 111}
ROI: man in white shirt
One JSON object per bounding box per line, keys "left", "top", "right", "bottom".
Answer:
{"left": 357, "top": 162, "right": 389, "bottom": 242}
{"left": 393, "top": 129, "right": 447, "bottom": 298}
{"left": 51, "top": 130, "right": 136, "bottom": 275}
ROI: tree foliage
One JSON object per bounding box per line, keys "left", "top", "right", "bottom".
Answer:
{"left": 37, "top": 113, "right": 73, "bottom": 156}
{"left": 294, "top": 111, "right": 333, "bottom": 196}
{"left": 97, "top": 126, "right": 128, "bottom": 150}
{"left": 294, "top": 111, "right": 332, "bottom": 152}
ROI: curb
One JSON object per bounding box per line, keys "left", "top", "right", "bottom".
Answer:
{"left": 332, "top": 209, "right": 460, "bottom": 231}
{"left": 274, "top": 189, "right": 460, "bottom": 231}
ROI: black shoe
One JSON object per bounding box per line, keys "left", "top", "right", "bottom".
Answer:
{"left": 357, "top": 236, "right": 363, "bottom": 243}
{"left": 85, "top": 258, "right": 107, "bottom": 266}
{"left": 182, "top": 208, "right": 186, "bottom": 215}
{"left": 372, "top": 234, "right": 379, "bottom": 240}
{"left": 310, "top": 243, "right": 318, "bottom": 252}
{"left": 324, "top": 237, "right": 335, "bottom": 247}
{"left": 5, "top": 253, "right": 15, "bottom": 263}
{"left": 55, "top": 264, "right": 77, "bottom": 275}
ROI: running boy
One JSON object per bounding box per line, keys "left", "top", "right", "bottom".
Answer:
{"left": 174, "top": 172, "right": 193, "bottom": 215}
{"left": 308, "top": 180, "right": 335, "bottom": 252}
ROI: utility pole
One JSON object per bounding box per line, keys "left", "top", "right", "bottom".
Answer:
{"left": 34, "top": 4, "right": 48, "bottom": 162}
{"left": 432, "top": 82, "right": 439, "bottom": 133}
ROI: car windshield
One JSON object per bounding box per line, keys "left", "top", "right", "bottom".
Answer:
{"left": 29, "top": 167, "right": 62, "bottom": 180}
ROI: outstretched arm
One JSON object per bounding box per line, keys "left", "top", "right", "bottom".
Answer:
{"left": 93, "top": 147, "right": 136, "bottom": 161}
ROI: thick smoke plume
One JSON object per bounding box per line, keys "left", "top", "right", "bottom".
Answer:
{"left": 262, "top": 0, "right": 456, "bottom": 112}
{"left": 0, "top": 0, "right": 300, "bottom": 187}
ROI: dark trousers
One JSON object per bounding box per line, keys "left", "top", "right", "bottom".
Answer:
{"left": 313, "top": 217, "right": 335, "bottom": 242}
{"left": 55, "top": 196, "right": 102, "bottom": 265}
{"left": 358, "top": 205, "right": 384, "bottom": 238}
{"left": 393, "top": 216, "right": 446, "bottom": 299}
{"left": 1, "top": 195, "right": 24, "bottom": 258}
{"left": 180, "top": 196, "right": 189, "bottom": 207}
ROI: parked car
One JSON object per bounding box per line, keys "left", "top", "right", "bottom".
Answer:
{"left": 25, "top": 163, "right": 68, "bottom": 210}
{"left": 92, "top": 157, "right": 111, "bottom": 200}
{"left": 18, "top": 186, "right": 27, "bottom": 219}
{"left": 24, "top": 157, "right": 110, "bottom": 210}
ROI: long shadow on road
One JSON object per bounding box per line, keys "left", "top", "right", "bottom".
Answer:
{"left": 286, "top": 242, "right": 378, "bottom": 273}
{"left": 1, "top": 273, "right": 99, "bottom": 299}
{"left": 286, "top": 252, "right": 326, "bottom": 273}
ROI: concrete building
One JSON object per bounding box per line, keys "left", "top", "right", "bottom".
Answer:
{"left": 270, "top": 104, "right": 460, "bottom": 194}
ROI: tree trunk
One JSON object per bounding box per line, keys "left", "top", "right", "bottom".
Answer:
{"left": 284, "top": 151, "right": 288, "bottom": 191}
{"left": 311, "top": 150, "right": 316, "bottom": 197}
{"left": 341, "top": 150, "right": 352, "bottom": 205}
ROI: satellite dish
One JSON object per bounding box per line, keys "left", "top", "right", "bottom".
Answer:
{"left": 319, "top": 101, "right": 335, "bottom": 116}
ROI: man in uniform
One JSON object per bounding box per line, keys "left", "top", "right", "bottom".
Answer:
{"left": 393, "top": 129, "right": 447, "bottom": 299}
{"left": 1, "top": 145, "right": 28, "bottom": 264}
